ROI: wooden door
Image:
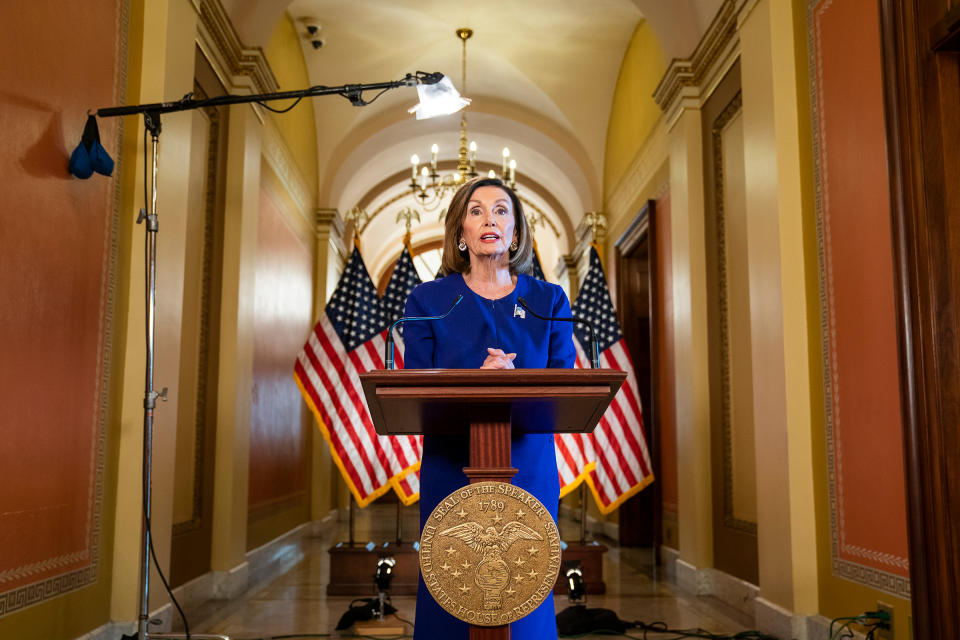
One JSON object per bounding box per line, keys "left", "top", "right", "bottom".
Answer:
{"left": 879, "top": 1, "right": 960, "bottom": 636}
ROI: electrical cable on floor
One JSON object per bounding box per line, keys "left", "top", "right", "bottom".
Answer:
{"left": 231, "top": 634, "right": 413, "bottom": 639}
{"left": 626, "top": 623, "right": 780, "bottom": 640}
{"left": 146, "top": 511, "right": 192, "bottom": 638}
{"left": 392, "top": 614, "right": 415, "bottom": 630}
{"left": 557, "top": 601, "right": 779, "bottom": 640}
{"left": 556, "top": 627, "right": 779, "bottom": 640}
{"left": 829, "top": 610, "right": 891, "bottom": 640}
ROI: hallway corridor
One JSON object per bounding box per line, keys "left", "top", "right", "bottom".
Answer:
{"left": 179, "top": 504, "right": 755, "bottom": 640}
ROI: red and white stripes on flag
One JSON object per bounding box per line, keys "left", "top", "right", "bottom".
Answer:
{"left": 555, "top": 246, "right": 654, "bottom": 514}
{"left": 293, "top": 247, "right": 421, "bottom": 507}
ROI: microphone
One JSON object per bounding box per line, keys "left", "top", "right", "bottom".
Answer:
{"left": 516, "top": 297, "right": 600, "bottom": 369}
{"left": 384, "top": 295, "right": 463, "bottom": 369}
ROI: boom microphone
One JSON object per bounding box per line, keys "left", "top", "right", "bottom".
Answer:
{"left": 384, "top": 295, "right": 463, "bottom": 369}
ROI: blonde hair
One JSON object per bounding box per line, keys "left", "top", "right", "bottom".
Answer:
{"left": 440, "top": 177, "right": 533, "bottom": 276}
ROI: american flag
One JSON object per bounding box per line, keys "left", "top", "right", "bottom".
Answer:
{"left": 293, "top": 247, "right": 422, "bottom": 506}
{"left": 383, "top": 246, "right": 423, "bottom": 334}
{"left": 555, "top": 246, "right": 654, "bottom": 513}
{"left": 530, "top": 246, "right": 547, "bottom": 281}
{"left": 380, "top": 246, "right": 424, "bottom": 503}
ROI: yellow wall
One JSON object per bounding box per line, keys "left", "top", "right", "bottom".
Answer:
{"left": 603, "top": 20, "right": 667, "bottom": 203}
{"left": 264, "top": 14, "right": 319, "bottom": 204}
{"left": 738, "top": 0, "right": 820, "bottom": 619}
{"left": 581, "top": 17, "right": 670, "bottom": 532}
{"left": 102, "top": 0, "right": 204, "bottom": 625}
{"left": 263, "top": 14, "right": 345, "bottom": 522}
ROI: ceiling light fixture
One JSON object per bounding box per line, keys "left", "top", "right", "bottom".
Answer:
{"left": 408, "top": 28, "right": 519, "bottom": 213}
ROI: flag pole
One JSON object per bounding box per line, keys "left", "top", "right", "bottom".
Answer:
{"left": 396, "top": 499, "right": 402, "bottom": 544}
{"left": 348, "top": 494, "right": 355, "bottom": 546}
{"left": 579, "top": 484, "right": 587, "bottom": 544}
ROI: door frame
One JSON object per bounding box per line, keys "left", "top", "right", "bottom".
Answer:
{"left": 879, "top": 1, "right": 960, "bottom": 637}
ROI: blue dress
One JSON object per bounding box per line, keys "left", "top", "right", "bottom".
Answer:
{"left": 403, "top": 272, "right": 576, "bottom": 640}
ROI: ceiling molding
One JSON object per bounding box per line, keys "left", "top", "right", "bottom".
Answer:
{"left": 652, "top": 0, "right": 739, "bottom": 119}
{"left": 605, "top": 117, "right": 669, "bottom": 226}
{"left": 196, "top": 0, "right": 279, "bottom": 95}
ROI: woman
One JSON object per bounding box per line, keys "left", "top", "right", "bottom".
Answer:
{"left": 403, "top": 177, "right": 575, "bottom": 639}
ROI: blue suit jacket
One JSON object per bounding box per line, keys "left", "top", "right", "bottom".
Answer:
{"left": 404, "top": 272, "right": 574, "bottom": 640}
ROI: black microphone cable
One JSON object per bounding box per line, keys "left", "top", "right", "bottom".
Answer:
{"left": 516, "top": 297, "right": 601, "bottom": 369}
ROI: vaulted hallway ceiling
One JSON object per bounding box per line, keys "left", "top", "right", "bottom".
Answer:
{"left": 218, "top": 0, "right": 722, "bottom": 280}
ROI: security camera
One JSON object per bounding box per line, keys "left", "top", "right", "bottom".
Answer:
{"left": 298, "top": 17, "right": 321, "bottom": 39}
{"left": 311, "top": 38, "right": 325, "bottom": 49}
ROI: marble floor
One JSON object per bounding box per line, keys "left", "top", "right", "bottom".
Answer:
{"left": 180, "top": 503, "right": 762, "bottom": 640}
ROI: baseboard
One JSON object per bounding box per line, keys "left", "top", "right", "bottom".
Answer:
{"left": 663, "top": 558, "right": 821, "bottom": 640}
{"left": 703, "top": 568, "right": 759, "bottom": 618}
{"left": 755, "top": 596, "right": 800, "bottom": 640}
{"left": 74, "top": 621, "right": 135, "bottom": 640}
{"left": 660, "top": 545, "right": 679, "bottom": 581}
{"left": 212, "top": 560, "right": 249, "bottom": 600}
{"left": 74, "top": 606, "right": 175, "bottom": 639}
{"left": 675, "top": 558, "right": 710, "bottom": 595}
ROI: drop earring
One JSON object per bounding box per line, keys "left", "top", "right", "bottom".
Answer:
{"left": 458, "top": 239, "right": 467, "bottom": 251}
{"left": 510, "top": 240, "right": 518, "bottom": 251}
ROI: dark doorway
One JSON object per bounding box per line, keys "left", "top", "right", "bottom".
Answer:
{"left": 614, "top": 201, "right": 660, "bottom": 551}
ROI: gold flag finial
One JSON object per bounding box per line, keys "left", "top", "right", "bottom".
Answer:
{"left": 344, "top": 206, "right": 369, "bottom": 251}
{"left": 344, "top": 206, "right": 370, "bottom": 233}
{"left": 527, "top": 210, "right": 541, "bottom": 251}
{"left": 396, "top": 207, "right": 421, "bottom": 249}
{"left": 584, "top": 211, "right": 607, "bottom": 260}
{"left": 584, "top": 211, "right": 607, "bottom": 244}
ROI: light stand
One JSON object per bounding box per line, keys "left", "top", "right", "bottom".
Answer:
{"left": 564, "top": 561, "right": 586, "bottom": 604}
{"left": 373, "top": 556, "right": 395, "bottom": 620}
{"left": 92, "top": 71, "right": 452, "bottom": 640}
{"left": 350, "top": 556, "right": 404, "bottom": 638}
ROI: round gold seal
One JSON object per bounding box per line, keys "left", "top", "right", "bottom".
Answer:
{"left": 419, "top": 482, "right": 561, "bottom": 626}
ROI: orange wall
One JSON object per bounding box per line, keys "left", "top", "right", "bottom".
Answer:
{"left": 247, "top": 186, "right": 314, "bottom": 512}
{"left": 0, "top": 0, "right": 124, "bottom": 629}
{"left": 811, "top": 0, "right": 909, "bottom": 593}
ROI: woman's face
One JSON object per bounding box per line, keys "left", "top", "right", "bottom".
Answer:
{"left": 459, "top": 186, "right": 517, "bottom": 263}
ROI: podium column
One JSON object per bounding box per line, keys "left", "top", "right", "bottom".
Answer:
{"left": 462, "top": 409, "right": 516, "bottom": 640}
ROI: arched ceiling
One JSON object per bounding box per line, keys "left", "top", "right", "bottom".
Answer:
{"left": 220, "top": 0, "right": 723, "bottom": 283}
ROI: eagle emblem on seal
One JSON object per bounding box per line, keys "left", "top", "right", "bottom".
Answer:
{"left": 439, "top": 521, "right": 544, "bottom": 609}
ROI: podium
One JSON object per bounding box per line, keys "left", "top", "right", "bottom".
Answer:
{"left": 359, "top": 368, "right": 626, "bottom": 640}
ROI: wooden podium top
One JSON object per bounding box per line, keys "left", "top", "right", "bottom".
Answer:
{"left": 359, "top": 368, "right": 626, "bottom": 436}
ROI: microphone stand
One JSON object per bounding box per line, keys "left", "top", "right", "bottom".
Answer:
{"left": 516, "top": 297, "right": 601, "bottom": 545}
{"left": 93, "top": 72, "right": 445, "bottom": 640}
{"left": 384, "top": 295, "right": 463, "bottom": 369}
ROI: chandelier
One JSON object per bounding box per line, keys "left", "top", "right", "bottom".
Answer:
{"left": 408, "top": 28, "right": 518, "bottom": 212}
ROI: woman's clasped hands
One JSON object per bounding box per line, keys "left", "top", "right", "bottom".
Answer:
{"left": 481, "top": 347, "right": 516, "bottom": 369}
